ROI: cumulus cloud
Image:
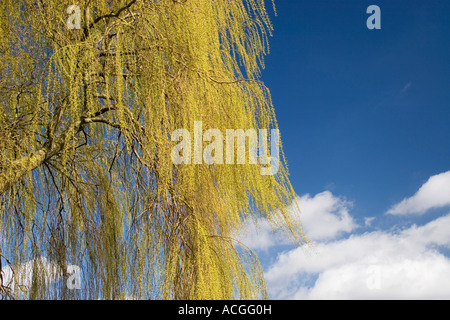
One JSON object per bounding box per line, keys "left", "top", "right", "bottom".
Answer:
{"left": 298, "top": 191, "right": 357, "bottom": 241}
{"left": 387, "top": 171, "right": 450, "bottom": 215}
{"left": 238, "top": 219, "right": 282, "bottom": 251}
{"left": 264, "top": 213, "right": 450, "bottom": 299}
{"left": 239, "top": 191, "right": 357, "bottom": 250}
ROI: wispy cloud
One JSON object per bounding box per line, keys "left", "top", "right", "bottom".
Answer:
{"left": 364, "top": 217, "right": 375, "bottom": 227}
{"left": 400, "top": 81, "right": 413, "bottom": 94}
{"left": 387, "top": 171, "right": 450, "bottom": 215}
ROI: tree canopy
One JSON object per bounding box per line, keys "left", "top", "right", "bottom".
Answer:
{"left": 0, "top": 0, "right": 307, "bottom": 299}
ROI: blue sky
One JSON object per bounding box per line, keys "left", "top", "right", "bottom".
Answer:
{"left": 239, "top": 0, "right": 450, "bottom": 299}
{"left": 264, "top": 0, "right": 450, "bottom": 218}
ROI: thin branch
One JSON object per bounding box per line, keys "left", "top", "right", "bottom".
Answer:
{"left": 109, "top": 132, "right": 122, "bottom": 174}
{"left": 80, "top": 116, "right": 121, "bottom": 129}
{"left": 75, "top": 127, "right": 89, "bottom": 150}
{"left": 0, "top": 253, "right": 17, "bottom": 299}
{"left": 88, "top": 0, "right": 138, "bottom": 29}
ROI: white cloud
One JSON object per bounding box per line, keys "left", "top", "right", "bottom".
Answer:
{"left": 238, "top": 219, "right": 282, "bottom": 251}
{"left": 292, "top": 254, "right": 450, "bottom": 300}
{"left": 1, "top": 256, "right": 80, "bottom": 297}
{"left": 387, "top": 171, "right": 450, "bottom": 215}
{"left": 241, "top": 172, "right": 450, "bottom": 299}
{"left": 1, "top": 257, "right": 62, "bottom": 288}
{"left": 298, "top": 191, "right": 357, "bottom": 241}
{"left": 239, "top": 191, "right": 357, "bottom": 250}
{"left": 364, "top": 217, "right": 375, "bottom": 226}
{"left": 264, "top": 213, "right": 450, "bottom": 300}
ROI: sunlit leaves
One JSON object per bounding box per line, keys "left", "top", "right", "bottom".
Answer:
{"left": 0, "top": 0, "right": 306, "bottom": 300}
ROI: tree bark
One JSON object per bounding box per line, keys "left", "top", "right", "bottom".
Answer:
{"left": 0, "top": 149, "right": 47, "bottom": 195}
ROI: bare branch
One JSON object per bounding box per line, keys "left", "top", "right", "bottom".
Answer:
{"left": 88, "top": 0, "right": 138, "bottom": 29}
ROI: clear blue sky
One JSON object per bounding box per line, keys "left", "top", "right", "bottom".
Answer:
{"left": 262, "top": 0, "right": 450, "bottom": 223}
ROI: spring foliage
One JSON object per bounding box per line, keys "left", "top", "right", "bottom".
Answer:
{"left": 0, "top": 0, "right": 307, "bottom": 299}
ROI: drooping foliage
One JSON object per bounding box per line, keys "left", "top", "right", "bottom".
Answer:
{"left": 0, "top": 0, "right": 307, "bottom": 299}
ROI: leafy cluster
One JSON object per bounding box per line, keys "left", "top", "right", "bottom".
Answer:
{"left": 0, "top": 0, "right": 306, "bottom": 299}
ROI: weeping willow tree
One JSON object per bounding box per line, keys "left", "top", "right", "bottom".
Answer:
{"left": 0, "top": 0, "right": 307, "bottom": 299}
